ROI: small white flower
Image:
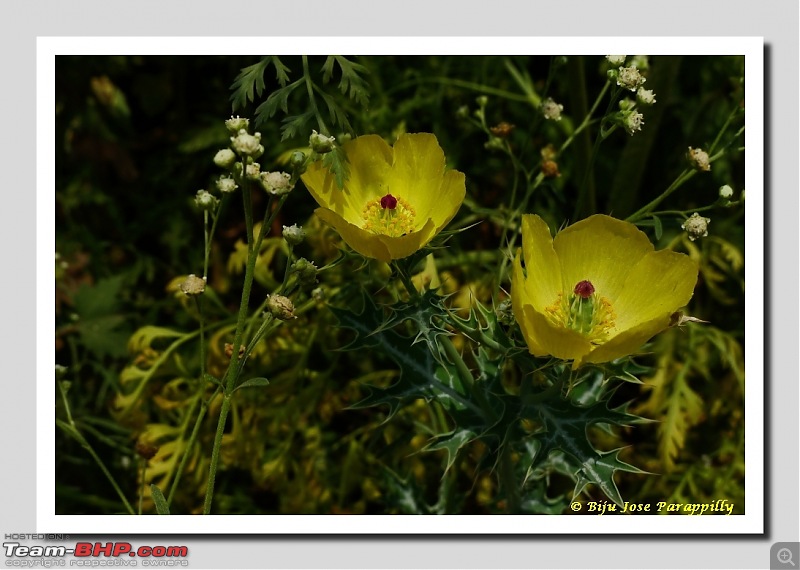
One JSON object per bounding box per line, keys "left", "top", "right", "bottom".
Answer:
{"left": 606, "top": 55, "right": 626, "bottom": 66}
{"left": 216, "top": 175, "right": 238, "bottom": 194}
{"left": 225, "top": 116, "right": 249, "bottom": 133}
{"left": 616, "top": 66, "right": 646, "bottom": 91}
{"left": 636, "top": 87, "right": 656, "bottom": 105}
{"left": 231, "top": 129, "right": 263, "bottom": 157}
{"left": 261, "top": 171, "right": 294, "bottom": 196}
{"left": 309, "top": 130, "right": 336, "bottom": 153}
{"left": 282, "top": 224, "right": 306, "bottom": 246}
{"left": 180, "top": 274, "right": 206, "bottom": 296}
{"left": 213, "top": 148, "right": 236, "bottom": 169}
{"left": 622, "top": 111, "right": 645, "bottom": 135}
{"left": 681, "top": 213, "right": 710, "bottom": 241}
{"left": 687, "top": 147, "right": 711, "bottom": 172}
{"left": 541, "top": 97, "right": 564, "bottom": 121}
{"left": 195, "top": 189, "right": 218, "bottom": 211}
{"left": 245, "top": 162, "right": 261, "bottom": 180}
{"left": 718, "top": 185, "right": 734, "bottom": 200}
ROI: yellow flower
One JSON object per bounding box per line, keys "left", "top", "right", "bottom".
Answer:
{"left": 300, "top": 133, "right": 466, "bottom": 263}
{"left": 511, "top": 214, "right": 698, "bottom": 369}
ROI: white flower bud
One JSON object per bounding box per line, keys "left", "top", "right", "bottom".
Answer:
{"left": 282, "top": 224, "right": 306, "bottom": 246}
{"left": 681, "top": 213, "right": 710, "bottom": 241}
{"left": 606, "top": 55, "right": 626, "bottom": 66}
{"left": 616, "top": 66, "right": 646, "bottom": 91}
{"left": 225, "top": 116, "right": 249, "bottom": 133}
{"left": 195, "top": 189, "right": 218, "bottom": 211}
{"left": 246, "top": 162, "right": 261, "bottom": 180}
{"left": 621, "top": 110, "right": 645, "bottom": 136}
{"left": 541, "top": 97, "right": 564, "bottom": 121}
{"left": 214, "top": 148, "right": 236, "bottom": 169}
{"left": 309, "top": 130, "right": 336, "bottom": 153}
{"left": 266, "top": 294, "right": 296, "bottom": 320}
{"left": 719, "top": 185, "right": 734, "bottom": 199}
{"left": 231, "top": 129, "right": 263, "bottom": 157}
{"left": 636, "top": 87, "right": 656, "bottom": 105}
{"left": 180, "top": 274, "right": 206, "bottom": 296}
{"left": 687, "top": 147, "right": 711, "bottom": 172}
{"left": 216, "top": 175, "right": 238, "bottom": 194}
{"left": 261, "top": 171, "right": 294, "bottom": 196}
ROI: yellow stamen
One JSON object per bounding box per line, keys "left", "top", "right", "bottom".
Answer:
{"left": 544, "top": 283, "right": 616, "bottom": 345}
{"left": 362, "top": 195, "right": 416, "bottom": 237}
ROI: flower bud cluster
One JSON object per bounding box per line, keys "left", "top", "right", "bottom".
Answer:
{"left": 607, "top": 62, "right": 655, "bottom": 136}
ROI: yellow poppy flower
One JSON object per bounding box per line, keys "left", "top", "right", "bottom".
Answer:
{"left": 511, "top": 214, "right": 699, "bottom": 369}
{"left": 300, "top": 133, "right": 466, "bottom": 263}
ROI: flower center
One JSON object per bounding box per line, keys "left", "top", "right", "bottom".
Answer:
{"left": 362, "top": 193, "right": 416, "bottom": 237}
{"left": 545, "top": 279, "right": 616, "bottom": 344}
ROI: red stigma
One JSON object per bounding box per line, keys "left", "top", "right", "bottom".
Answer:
{"left": 380, "top": 193, "right": 398, "bottom": 210}
{"left": 574, "top": 280, "right": 595, "bottom": 299}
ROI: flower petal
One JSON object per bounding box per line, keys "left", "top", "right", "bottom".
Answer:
{"left": 314, "top": 208, "right": 438, "bottom": 264}
{"left": 554, "top": 214, "right": 654, "bottom": 303}
{"left": 428, "top": 169, "right": 466, "bottom": 229}
{"left": 376, "top": 218, "right": 437, "bottom": 261}
{"left": 511, "top": 252, "right": 546, "bottom": 356}
{"left": 302, "top": 135, "right": 393, "bottom": 223}
{"left": 519, "top": 215, "right": 562, "bottom": 311}
{"left": 525, "top": 305, "right": 593, "bottom": 363}
{"left": 584, "top": 314, "right": 673, "bottom": 364}
{"left": 313, "top": 207, "right": 391, "bottom": 262}
{"left": 385, "top": 133, "right": 447, "bottom": 223}
{"left": 611, "top": 249, "right": 699, "bottom": 331}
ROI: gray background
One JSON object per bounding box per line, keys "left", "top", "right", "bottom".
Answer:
{"left": 6, "top": 0, "right": 797, "bottom": 568}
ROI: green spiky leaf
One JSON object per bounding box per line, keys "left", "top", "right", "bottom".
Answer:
{"left": 521, "top": 395, "right": 648, "bottom": 506}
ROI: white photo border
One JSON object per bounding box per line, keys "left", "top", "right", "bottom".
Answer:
{"left": 40, "top": 36, "right": 764, "bottom": 534}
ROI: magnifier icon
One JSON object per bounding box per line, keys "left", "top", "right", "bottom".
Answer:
{"left": 778, "top": 548, "right": 796, "bottom": 566}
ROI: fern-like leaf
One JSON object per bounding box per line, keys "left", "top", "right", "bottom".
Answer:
{"left": 230, "top": 56, "right": 291, "bottom": 112}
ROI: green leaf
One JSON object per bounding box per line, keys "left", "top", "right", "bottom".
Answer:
{"left": 230, "top": 59, "right": 270, "bottom": 112}
{"left": 254, "top": 78, "right": 303, "bottom": 122}
{"left": 280, "top": 110, "right": 315, "bottom": 141}
{"left": 652, "top": 215, "right": 663, "bottom": 241}
{"left": 321, "top": 145, "right": 350, "bottom": 189}
{"left": 150, "top": 484, "right": 170, "bottom": 515}
{"left": 659, "top": 371, "right": 704, "bottom": 470}
{"left": 230, "top": 57, "right": 292, "bottom": 112}
{"left": 320, "top": 56, "right": 370, "bottom": 106}
{"left": 72, "top": 276, "right": 125, "bottom": 318}
{"left": 233, "top": 377, "right": 270, "bottom": 393}
{"left": 521, "top": 394, "right": 649, "bottom": 506}
{"left": 56, "top": 418, "right": 85, "bottom": 445}
{"left": 72, "top": 276, "right": 131, "bottom": 358}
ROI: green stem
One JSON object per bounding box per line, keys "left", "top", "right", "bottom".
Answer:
{"left": 138, "top": 460, "right": 146, "bottom": 515}
{"left": 303, "top": 55, "right": 329, "bottom": 135}
{"left": 573, "top": 83, "right": 623, "bottom": 220}
{"left": 202, "top": 194, "right": 287, "bottom": 514}
{"left": 57, "top": 382, "right": 136, "bottom": 515}
{"left": 626, "top": 170, "right": 695, "bottom": 223}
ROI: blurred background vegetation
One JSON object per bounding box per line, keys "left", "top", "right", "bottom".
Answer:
{"left": 55, "top": 55, "right": 745, "bottom": 514}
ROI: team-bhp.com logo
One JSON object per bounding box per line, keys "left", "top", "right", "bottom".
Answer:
{"left": 4, "top": 541, "right": 188, "bottom": 565}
